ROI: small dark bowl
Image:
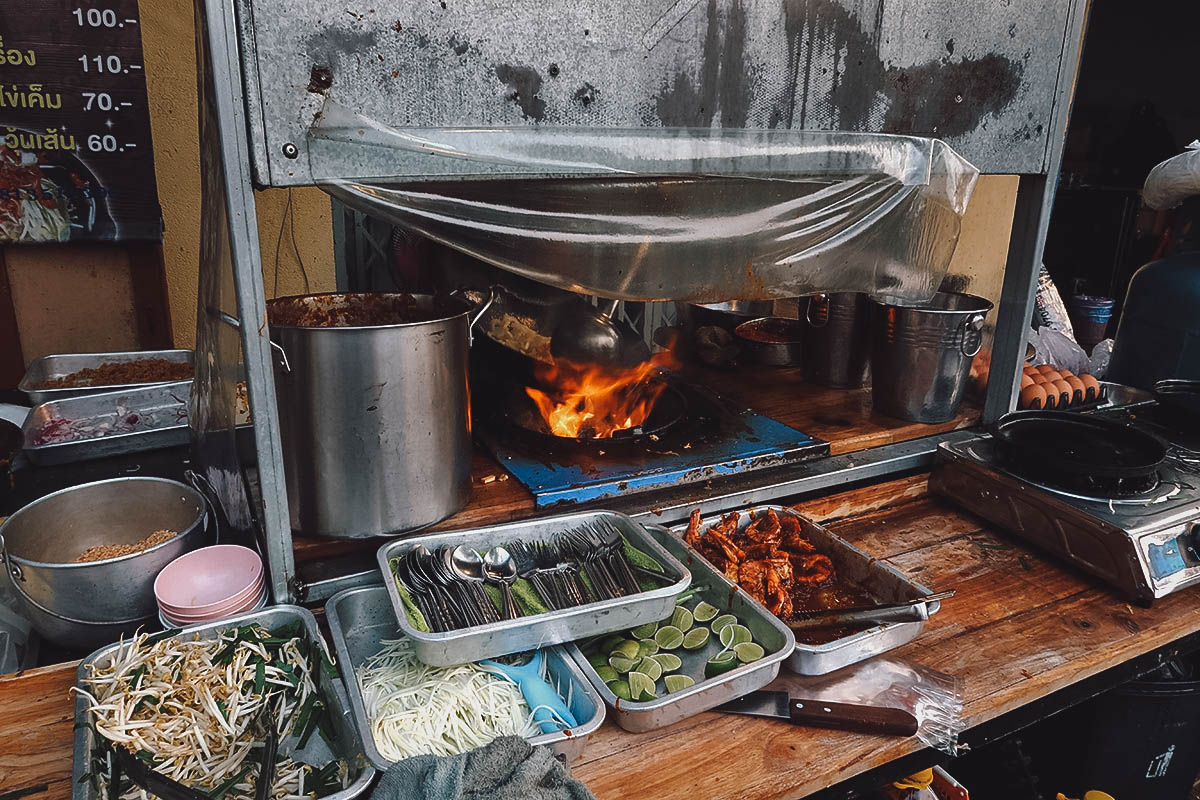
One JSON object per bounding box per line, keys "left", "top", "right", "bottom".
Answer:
{"left": 735, "top": 317, "right": 805, "bottom": 367}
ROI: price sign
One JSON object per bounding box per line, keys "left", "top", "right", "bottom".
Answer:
{"left": 0, "top": 1, "right": 162, "bottom": 243}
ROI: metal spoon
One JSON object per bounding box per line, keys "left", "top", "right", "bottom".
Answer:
{"left": 451, "top": 545, "right": 499, "bottom": 624}
{"left": 484, "top": 546, "right": 521, "bottom": 620}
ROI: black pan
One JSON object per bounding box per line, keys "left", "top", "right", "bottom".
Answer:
{"left": 1154, "top": 379, "right": 1200, "bottom": 429}
{"left": 992, "top": 410, "right": 1166, "bottom": 482}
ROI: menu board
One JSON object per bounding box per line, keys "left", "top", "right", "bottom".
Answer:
{"left": 0, "top": 1, "right": 162, "bottom": 243}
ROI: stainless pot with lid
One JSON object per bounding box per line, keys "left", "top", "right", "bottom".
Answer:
{"left": 267, "top": 292, "right": 492, "bottom": 539}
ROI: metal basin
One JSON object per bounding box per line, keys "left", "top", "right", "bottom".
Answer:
{"left": 0, "top": 477, "right": 209, "bottom": 632}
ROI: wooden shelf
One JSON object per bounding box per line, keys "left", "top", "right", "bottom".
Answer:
{"left": 292, "top": 370, "right": 979, "bottom": 564}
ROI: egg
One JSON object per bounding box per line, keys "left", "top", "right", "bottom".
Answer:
{"left": 1036, "top": 364, "right": 1058, "bottom": 375}
{"left": 1080, "top": 373, "right": 1101, "bottom": 400}
{"left": 1065, "top": 376, "right": 1086, "bottom": 403}
{"left": 1020, "top": 383, "right": 1048, "bottom": 409}
{"left": 1038, "top": 369, "right": 1062, "bottom": 384}
{"left": 1021, "top": 374, "right": 1035, "bottom": 389}
{"left": 1050, "top": 379, "right": 1073, "bottom": 407}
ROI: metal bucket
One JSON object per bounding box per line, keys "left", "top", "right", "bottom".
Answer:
{"left": 0, "top": 477, "right": 208, "bottom": 637}
{"left": 267, "top": 292, "right": 490, "bottom": 539}
{"left": 869, "top": 291, "right": 992, "bottom": 423}
{"left": 800, "top": 293, "right": 871, "bottom": 388}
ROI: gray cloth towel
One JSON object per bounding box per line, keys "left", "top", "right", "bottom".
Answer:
{"left": 372, "top": 737, "right": 597, "bottom": 800}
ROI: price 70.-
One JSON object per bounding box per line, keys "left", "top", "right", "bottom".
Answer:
{"left": 81, "top": 92, "right": 131, "bottom": 112}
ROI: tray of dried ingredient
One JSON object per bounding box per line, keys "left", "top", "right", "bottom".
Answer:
{"left": 670, "top": 506, "right": 940, "bottom": 675}
{"left": 19, "top": 349, "right": 193, "bottom": 405}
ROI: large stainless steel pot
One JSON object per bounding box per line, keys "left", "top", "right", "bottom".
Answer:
{"left": 267, "top": 292, "right": 490, "bottom": 539}
{"left": 0, "top": 476, "right": 208, "bottom": 644}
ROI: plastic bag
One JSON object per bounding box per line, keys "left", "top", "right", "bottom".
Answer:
{"left": 309, "top": 101, "right": 979, "bottom": 304}
{"left": 1143, "top": 141, "right": 1200, "bottom": 211}
{"left": 768, "top": 658, "right": 965, "bottom": 755}
{"left": 1027, "top": 327, "right": 1089, "bottom": 375}
{"left": 1088, "top": 339, "right": 1115, "bottom": 380}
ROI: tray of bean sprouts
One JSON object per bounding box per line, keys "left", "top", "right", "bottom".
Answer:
{"left": 326, "top": 585, "right": 604, "bottom": 770}
{"left": 376, "top": 509, "right": 692, "bottom": 666}
{"left": 71, "top": 606, "right": 375, "bottom": 800}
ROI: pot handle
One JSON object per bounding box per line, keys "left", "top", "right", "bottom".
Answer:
{"left": 805, "top": 294, "right": 830, "bottom": 329}
{"left": 209, "top": 306, "right": 291, "bottom": 373}
{"left": 960, "top": 313, "right": 987, "bottom": 358}
{"left": 0, "top": 533, "right": 22, "bottom": 582}
{"left": 452, "top": 287, "right": 497, "bottom": 346}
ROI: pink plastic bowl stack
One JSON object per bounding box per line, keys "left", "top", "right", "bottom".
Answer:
{"left": 154, "top": 545, "right": 266, "bottom": 628}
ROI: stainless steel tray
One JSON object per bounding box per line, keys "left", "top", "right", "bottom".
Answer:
{"left": 71, "top": 605, "right": 376, "bottom": 800}
{"left": 326, "top": 585, "right": 605, "bottom": 769}
{"left": 567, "top": 523, "right": 794, "bottom": 732}
{"left": 670, "top": 506, "right": 940, "bottom": 676}
{"left": 20, "top": 349, "right": 193, "bottom": 405}
{"left": 22, "top": 383, "right": 191, "bottom": 465}
{"left": 376, "top": 509, "right": 691, "bottom": 666}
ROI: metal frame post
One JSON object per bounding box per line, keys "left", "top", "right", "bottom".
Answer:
{"left": 197, "top": 0, "right": 297, "bottom": 602}
{"left": 983, "top": 0, "right": 1092, "bottom": 423}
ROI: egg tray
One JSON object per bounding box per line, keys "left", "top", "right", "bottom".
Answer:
{"left": 1019, "top": 381, "right": 1108, "bottom": 411}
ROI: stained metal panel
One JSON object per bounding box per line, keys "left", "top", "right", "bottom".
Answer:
{"left": 236, "top": 0, "right": 1074, "bottom": 186}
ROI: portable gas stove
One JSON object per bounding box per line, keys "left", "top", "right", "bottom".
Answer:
{"left": 478, "top": 381, "right": 829, "bottom": 508}
{"left": 931, "top": 405, "right": 1200, "bottom": 603}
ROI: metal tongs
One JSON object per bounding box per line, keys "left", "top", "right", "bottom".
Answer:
{"left": 110, "top": 707, "right": 280, "bottom": 800}
{"left": 786, "top": 590, "right": 955, "bottom": 631}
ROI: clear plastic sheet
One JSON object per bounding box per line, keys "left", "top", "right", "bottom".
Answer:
{"left": 769, "top": 658, "right": 965, "bottom": 755}
{"left": 309, "top": 101, "right": 979, "bottom": 304}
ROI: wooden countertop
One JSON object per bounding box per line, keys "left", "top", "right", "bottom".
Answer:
{"left": 9, "top": 473, "right": 1195, "bottom": 800}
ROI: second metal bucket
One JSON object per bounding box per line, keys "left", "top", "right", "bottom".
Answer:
{"left": 869, "top": 291, "right": 992, "bottom": 423}
{"left": 267, "top": 292, "right": 488, "bottom": 539}
{"left": 799, "top": 293, "right": 871, "bottom": 388}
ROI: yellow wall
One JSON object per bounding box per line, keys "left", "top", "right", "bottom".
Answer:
{"left": 140, "top": 0, "right": 335, "bottom": 348}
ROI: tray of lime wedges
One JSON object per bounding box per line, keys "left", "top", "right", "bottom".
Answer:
{"left": 568, "top": 523, "right": 795, "bottom": 732}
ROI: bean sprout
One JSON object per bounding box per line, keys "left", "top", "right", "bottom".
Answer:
{"left": 75, "top": 626, "right": 347, "bottom": 800}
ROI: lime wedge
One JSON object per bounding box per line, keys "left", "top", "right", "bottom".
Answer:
{"left": 636, "top": 640, "right": 659, "bottom": 659}
{"left": 595, "top": 665, "right": 620, "bottom": 683}
{"left": 600, "top": 635, "right": 625, "bottom": 653}
{"left": 610, "top": 679, "right": 632, "bottom": 701}
{"left": 692, "top": 601, "right": 720, "bottom": 622}
{"left": 612, "top": 639, "right": 641, "bottom": 660}
{"left": 654, "top": 625, "right": 684, "bottom": 650}
{"left": 682, "top": 627, "right": 710, "bottom": 650}
{"left": 628, "top": 671, "right": 657, "bottom": 701}
{"left": 733, "top": 642, "right": 765, "bottom": 663}
{"left": 638, "top": 656, "right": 663, "bottom": 681}
{"left": 587, "top": 652, "right": 608, "bottom": 670}
{"left": 704, "top": 651, "right": 739, "bottom": 678}
{"left": 650, "top": 653, "right": 682, "bottom": 672}
{"left": 631, "top": 622, "right": 659, "bottom": 640}
{"left": 719, "top": 623, "right": 752, "bottom": 649}
{"left": 664, "top": 674, "right": 695, "bottom": 693}
{"left": 608, "top": 655, "right": 638, "bottom": 674}
{"left": 670, "top": 606, "right": 694, "bottom": 632}
{"left": 710, "top": 614, "right": 738, "bottom": 635}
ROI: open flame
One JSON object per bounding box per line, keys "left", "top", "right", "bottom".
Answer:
{"left": 525, "top": 348, "right": 679, "bottom": 439}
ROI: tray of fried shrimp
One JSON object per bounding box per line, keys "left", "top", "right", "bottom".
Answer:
{"left": 670, "top": 505, "right": 940, "bottom": 675}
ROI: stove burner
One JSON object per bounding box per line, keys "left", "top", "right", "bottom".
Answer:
{"left": 1019, "top": 470, "right": 1183, "bottom": 506}
{"left": 505, "top": 383, "right": 690, "bottom": 448}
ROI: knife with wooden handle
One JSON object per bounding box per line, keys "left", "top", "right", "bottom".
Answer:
{"left": 717, "top": 690, "right": 920, "bottom": 737}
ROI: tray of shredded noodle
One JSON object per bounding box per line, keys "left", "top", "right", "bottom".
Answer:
{"left": 326, "top": 585, "right": 605, "bottom": 770}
